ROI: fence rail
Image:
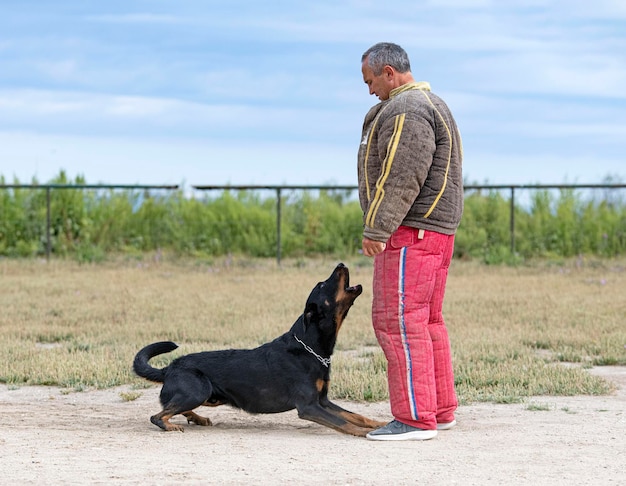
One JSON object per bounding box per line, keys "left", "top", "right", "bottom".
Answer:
{"left": 2, "top": 182, "right": 625, "bottom": 263}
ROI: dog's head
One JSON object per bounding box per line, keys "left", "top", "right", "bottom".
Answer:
{"left": 303, "top": 263, "right": 362, "bottom": 338}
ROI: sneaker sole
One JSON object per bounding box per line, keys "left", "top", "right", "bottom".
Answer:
{"left": 366, "top": 429, "right": 438, "bottom": 441}
{"left": 436, "top": 420, "right": 457, "bottom": 431}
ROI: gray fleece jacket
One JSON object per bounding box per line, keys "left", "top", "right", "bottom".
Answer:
{"left": 357, "top": 81, "right": 464, "bottom": 242}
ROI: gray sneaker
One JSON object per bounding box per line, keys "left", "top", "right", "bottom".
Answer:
{"left": 366, "top": 420, "right": 438, "bottom": 441}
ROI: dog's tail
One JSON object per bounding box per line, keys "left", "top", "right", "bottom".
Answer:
{"left": 132, "top": 341, "right": 178, "bottom": 383}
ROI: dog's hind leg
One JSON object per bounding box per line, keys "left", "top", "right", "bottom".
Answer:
{"left": 151, "top": 405, "right": 213, "bottom": 431}
{"left": 152, "top": 374, "right": 214, "bottom": 431}
{"left": 183, "top": 411, "right": 212, "bottom": 426}
{"left": 150, "top": 409, "right": 186, "bottom": 432}
{"left": 180, "top": 395, "right": 227, "bottom": 426}
{"left": 151, "top": 402, "right": 213, "bottom": 431}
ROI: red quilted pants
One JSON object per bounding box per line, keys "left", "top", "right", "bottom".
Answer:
{"left": 372, "top": 226, "right": 458, "bottom": 430}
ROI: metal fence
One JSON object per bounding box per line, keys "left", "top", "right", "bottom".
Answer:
{"left": 0, "top": 184, "right": 179, "bottom": 259}
{"left": 193, "top": 183, "right": 626, "bottom": 263}
{"left": 2, "top": 182, "right": 625, "bottom": 263}
{"left": 461, "top": 183, "right": 626, "bottom": 254}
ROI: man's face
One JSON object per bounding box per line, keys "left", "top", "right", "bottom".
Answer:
{"left": 361, "top": 60, "right": 392, "bottom": 101}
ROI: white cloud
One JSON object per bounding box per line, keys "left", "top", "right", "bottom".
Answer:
{"left": 541, "top": 55, "right": 626, "bottom": 98}
{"left": 37, "top": 59, "right": 80, "bottom": 81}
{"left": 0, "top": 130, "right": 357, "bottom": 186}
{"left": 555, "top": 0, "right": 626, "bottom": 19}
{"left": 0, "top": 87, "right": 364, "bottom": 144}
{"left": 85, "top": 13, "right": 185, "bottom": 25}
{"left": 463, "top": 151, "right": 625, "bottom": 185}
{"left": 1, "top": 1, "right": 624, "bottom": 187}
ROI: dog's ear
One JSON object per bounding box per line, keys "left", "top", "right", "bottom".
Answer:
{"left": 303, "top": 302, "right": 319, "bottom": 330}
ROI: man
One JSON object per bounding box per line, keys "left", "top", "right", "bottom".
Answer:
{"left": 358, "top": 42, "right": 463, "bottom": 441}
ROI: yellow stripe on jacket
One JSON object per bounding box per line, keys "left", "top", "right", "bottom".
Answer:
{"left": 420, "top": 90, "right": 452, "bottom": 218}
{"left": 366, "top": 113, "right": 406, "bottom": 227}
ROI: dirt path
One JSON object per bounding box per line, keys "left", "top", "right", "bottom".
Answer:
{"left": 1, "top": 367, "right": 625, "bottom": 485}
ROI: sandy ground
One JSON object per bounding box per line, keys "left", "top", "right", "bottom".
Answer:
{"left": 1, "top": 367, "right": 625, "bottom": 486}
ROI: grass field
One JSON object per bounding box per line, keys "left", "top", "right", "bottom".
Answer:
{"left": 1, "top": 255, "right": 624, "bottom": 404}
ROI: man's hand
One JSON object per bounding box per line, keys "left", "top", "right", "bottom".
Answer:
{"left": 362, "top": 237, "right": 386, "bottom": 257}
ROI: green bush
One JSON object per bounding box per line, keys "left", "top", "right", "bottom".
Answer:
{"left": 1, "top": 171, "right": 625, "bottom": 261}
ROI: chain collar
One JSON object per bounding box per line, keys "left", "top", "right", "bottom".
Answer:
{"left": 293, "top": 334, "right": 331, "bottom": 368}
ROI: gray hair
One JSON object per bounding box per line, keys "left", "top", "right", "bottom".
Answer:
{"left": 361, "top": 42, "right": 411, "bottom": 75}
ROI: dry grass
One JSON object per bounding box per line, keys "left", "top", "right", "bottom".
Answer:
{"left": 1, "top": 255, "right": 624, "bottom": 404}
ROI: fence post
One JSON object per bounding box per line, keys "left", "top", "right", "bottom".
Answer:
{"left": 276, "top": 188, "right": 282, "bottom": 266}
{"left": 510, "top": 187, "right": 515, "bottom": 254}
{"left": 46, "top": 187, "right": 51, "bottom": 260}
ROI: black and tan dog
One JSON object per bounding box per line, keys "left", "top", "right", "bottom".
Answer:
{"left": 133, "top": 263, "right": 385, "bottom": 436}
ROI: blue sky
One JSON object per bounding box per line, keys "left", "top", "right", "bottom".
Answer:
{"left": 1, "top": 0, "right": 625, "bottom": 188}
